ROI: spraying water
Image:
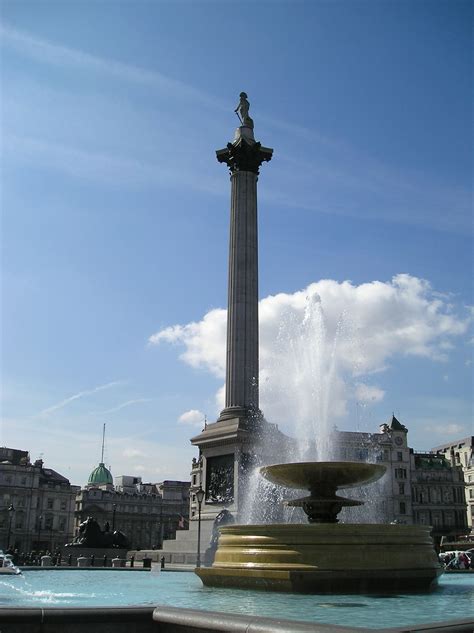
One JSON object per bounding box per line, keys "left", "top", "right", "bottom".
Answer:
{"left": 242, "top": 291, "right": 366, "bottom": 523}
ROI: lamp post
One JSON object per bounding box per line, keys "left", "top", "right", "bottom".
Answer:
{"left": 37, "top": 515, "right": 43, "bottom": 550}
{"left": 112, "top": 503, "right": 117, "bottom": 532}
{"left": 196, "top": 486, "right": 205, "bottom": 568}
{"left": 159, "top": 501, "right": 164, "bottom": 548}
{"left": 7, "top": 504, "right": 15, "bottom": 549}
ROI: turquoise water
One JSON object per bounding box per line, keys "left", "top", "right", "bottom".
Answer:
{"left": 0, "top": 570, "right": 473, "bottom": 630}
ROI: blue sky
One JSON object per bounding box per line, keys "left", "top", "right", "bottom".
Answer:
{"left": 1, "top": 0, "right": 472, "bottom": 486}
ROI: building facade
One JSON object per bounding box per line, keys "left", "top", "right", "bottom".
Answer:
{"left": 0, "top": 447, "right": 79, "bottom": 552}
{"left": 430, "top": 437, "right": 474, "bottom": 533}
{"left": 411, "top": 451, "right": 467, "bottom": 537}
{"left": 74, "top": 466, "right": 190, "bottom": 550}
{"left": 335, "top": 417, "right": 467, "bottom": 541}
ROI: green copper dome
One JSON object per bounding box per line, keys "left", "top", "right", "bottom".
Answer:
{"left": 88, "top": 462, "right": 113, "bottom": 487}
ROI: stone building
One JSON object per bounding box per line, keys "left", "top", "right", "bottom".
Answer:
{"left": 430, "top": 436, "right": 474, "bottom": 533}
{"left": 74, "top": 462, "right": 190, "bottom": 550}
{"left": 0, "top": 447, "right": 79, "bottom": 552}
{"left": 411, "top": 451, "right": 467, "bottom": 539}
{"left": 334, "top": 417, "right": 467, "bottom": 541}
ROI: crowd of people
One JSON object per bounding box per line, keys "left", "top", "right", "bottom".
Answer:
{"left": 439, "top": 550, "right": 474, "bottom": 570}
{"left": 3, "top": 548, "right": 63, "bottom": 566}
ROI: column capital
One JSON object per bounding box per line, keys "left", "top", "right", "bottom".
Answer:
{"left": 216, "top": 136, "right": 273, "bottom": 175}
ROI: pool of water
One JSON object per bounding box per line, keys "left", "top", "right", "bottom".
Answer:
{"left": 0, "top": 570, "right": 473, "bottom": 630}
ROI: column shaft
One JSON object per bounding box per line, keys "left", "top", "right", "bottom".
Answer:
{"left": 225, "top": 171, "right": 259, "bottom": 412}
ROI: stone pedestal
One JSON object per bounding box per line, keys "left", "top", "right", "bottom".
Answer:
{"left": 112, "top": 557, "right": 124, "bottom": 568}
{"left": 61, "top": 547, "right": 128, "bottom": 567}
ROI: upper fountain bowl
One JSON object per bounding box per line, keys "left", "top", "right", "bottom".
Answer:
{"left": 260, "top": 461, "right": 386, "bottom": 492}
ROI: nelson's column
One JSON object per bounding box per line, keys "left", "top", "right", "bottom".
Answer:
{"left": 190, "top": 94, "right": 285, "bottom": 526}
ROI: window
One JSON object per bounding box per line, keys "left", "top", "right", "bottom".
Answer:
{"left": 470, "top": 489, "right": 473, "bottom": 499}
{"left": 59, "top": 518, "right": 66, "bottom": 532}
{"left": 60, "top": 500, "right": 67, "bottom": 511}
{"left": 21, "top": 477, "right": 27, "bottom": 485}
{"left": 395, "top": 468, "right": 407, "bottom": 479}
{"left": 47, "top": 498, "right": 54, "bottom": 509}
{"left": 398, "top": 483, "right": 405, "bottom": 495}
{"left": 397, "top": 452, "right": 403, "bottom": 462}
{"left": 399, "top": 502, "right": 406, "bottom": 514}
{"left": 45, "top": 515, "right": 53, "bottom": 529}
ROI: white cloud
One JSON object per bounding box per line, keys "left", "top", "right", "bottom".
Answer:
{"left": 178, "top": 409, "right": 205, "bottom": 428}
{"left": 151, "top": 309, "right": 227, "bottom": 378}
{"left": 355, "top": 383, "right": 385, "bottom": 403}
{"left": 122, "top": 448, "right": 146, "bottom": 459}
{"left": 151, "top": 275, "right": 469, "bottom": 454}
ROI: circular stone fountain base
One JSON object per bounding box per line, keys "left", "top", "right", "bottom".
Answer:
{"left": 196, "top": 523, "right": 442, "bottom": 593}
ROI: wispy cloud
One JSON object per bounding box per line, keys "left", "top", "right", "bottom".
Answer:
{"left": 95, "top": 399, "right": 153, "bottom": 416}
{"left": 2, "top": 23, "right": 470, "bottom": 233}
{"left": 38, "top": 381, "right": 122, "bottom": 417}
{"left": 3, "top": 134, "right": 224, "bottom": 195}
{"left": 424, "top": 422, "right": 467, "bottom": 436}
{"left": 0, "top": 22, "right": 223, "bottom": 109}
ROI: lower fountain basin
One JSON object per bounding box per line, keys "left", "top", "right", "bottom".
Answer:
{"left": 196, "top": 523, "right": 442, "bottom": 593}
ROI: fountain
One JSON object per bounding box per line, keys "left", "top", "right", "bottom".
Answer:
{"left": 196, "top": 460, "right": 442, "bottom": 593}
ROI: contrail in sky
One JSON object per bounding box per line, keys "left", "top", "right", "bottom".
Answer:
{"left": 95, "top": 399, "right": 153, "bottom": 415}
{"left": 38, "top": 381, "right": 122, "bottom": 417}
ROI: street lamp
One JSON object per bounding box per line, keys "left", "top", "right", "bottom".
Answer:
{"left": 7, "top": 504, "right": 15, "bottom": 549}
{"left": 37, "top": 515, "right": 43, "bottom": 550}
{"left": 196, "top": 486, "right": 205, "bottom": 568}
{"left": 112, "top": 503, "right": 117, "bottom": 532}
